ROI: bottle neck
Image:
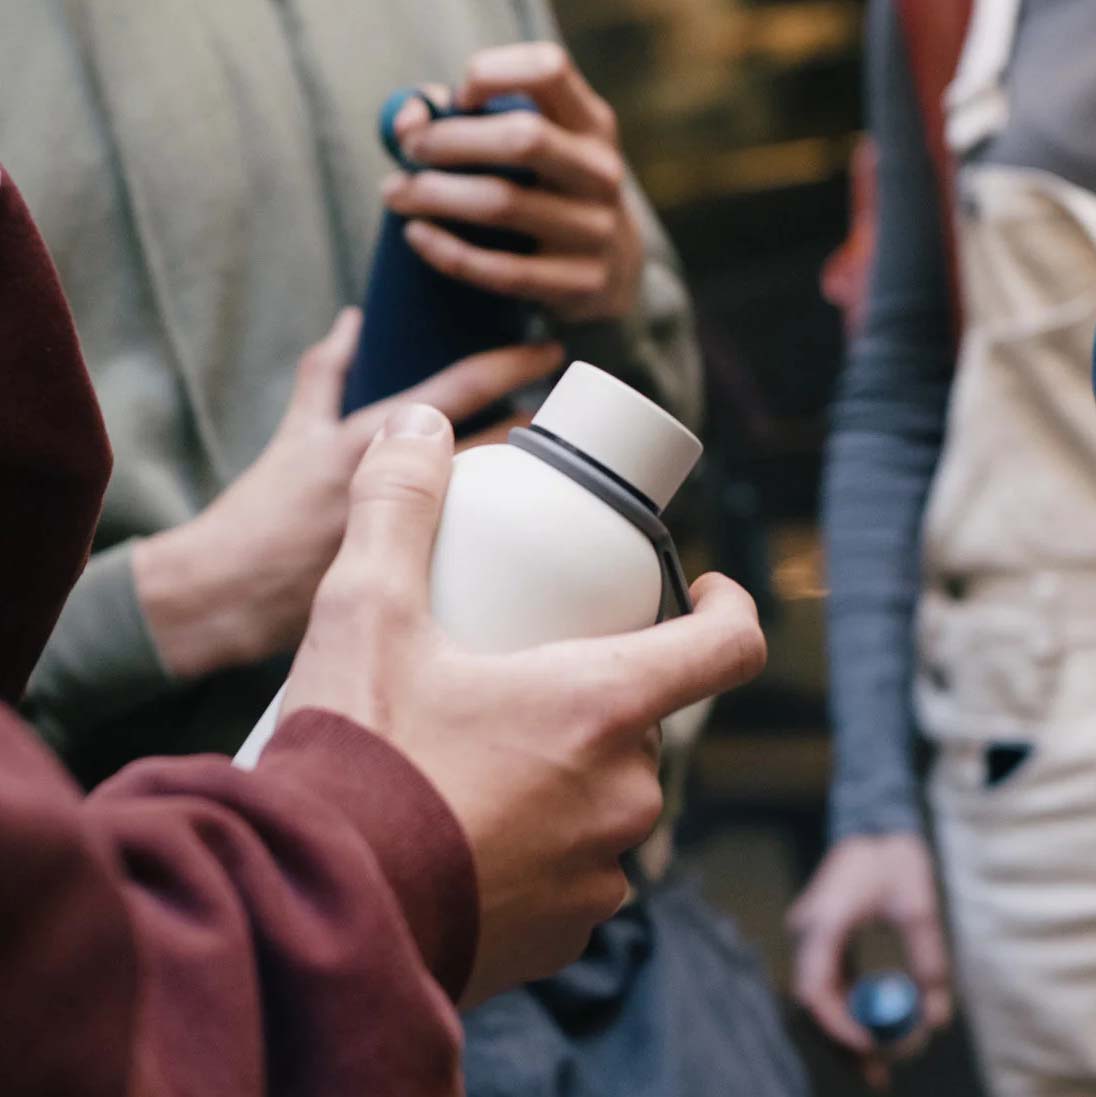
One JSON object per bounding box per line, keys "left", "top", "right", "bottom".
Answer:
{"left": 507, "top": 426, "right": 692, "bottom": 618}
{"left": 524, "top": 425, "right": 661, "bottom": 515}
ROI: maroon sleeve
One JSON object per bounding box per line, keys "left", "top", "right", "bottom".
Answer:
{"left": 0, "top": 703, "right": 479, "bottom": 1097}
{"left": 0, "top": 168, "right": 112, "bottom": 705}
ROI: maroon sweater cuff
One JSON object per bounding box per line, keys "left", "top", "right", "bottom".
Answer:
{"left": 258, "top": 708, "right": 479, "bottom": 1001}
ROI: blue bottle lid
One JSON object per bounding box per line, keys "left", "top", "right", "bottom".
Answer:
{"left": 849, "top": 972, "right": 921, "bottom": 1045}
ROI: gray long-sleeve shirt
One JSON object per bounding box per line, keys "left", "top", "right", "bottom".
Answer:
{"left": 826, "top": 0, "right": 1096, "bottom": 839}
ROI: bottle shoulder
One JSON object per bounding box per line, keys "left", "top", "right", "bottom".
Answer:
{"left": 435, "top": 446, "right": 663, "bottom": 650}
{"left": 447, "top": 445, "right": 649, "bottom": 546}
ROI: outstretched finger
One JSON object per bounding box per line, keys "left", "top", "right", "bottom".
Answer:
{"left": 534, "top": 573, "right": 767, "bottom": 732}
{"left": 342, "top": 342, "right": 561, "bottom": 454}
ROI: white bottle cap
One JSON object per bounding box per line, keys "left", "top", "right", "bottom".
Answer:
{"left": 531, "top": 361, "right": 703, "bottom": 512}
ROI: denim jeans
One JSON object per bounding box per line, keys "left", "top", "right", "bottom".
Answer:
{"left": 462, "top": 876, "right": 809, "bottom": 1097}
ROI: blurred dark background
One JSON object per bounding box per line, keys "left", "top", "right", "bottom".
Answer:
{"left": 552, "top": 1, "right": 983, "bottom": 1093}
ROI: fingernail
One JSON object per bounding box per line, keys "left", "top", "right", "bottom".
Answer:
{"left": 381, "top": 173, "right": 405, "bottom": 201}
{"left": 384, "top": 403, "right": 447, "bottom": 438}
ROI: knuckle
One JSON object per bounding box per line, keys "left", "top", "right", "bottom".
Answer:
{"left": 604, "top": 771, "right": 663, "bottom": 852}
{"left": 795, "top": 906, "right": 847, "bottom": 946}
{"left": 482, "top": 178, "right": 521, "bottom": 223}
{"left": 492, "top": 261, "right": 532, "bottom": 298}
{"left": 427, "top": 233, "right": 463, "bottom": 277}
{"left": 297, "top": 344, "right": 330, "bottom": 379}
{"left": 582, "top": 261, "right": 612, "bottom": 298}
{"left": 444, "top": 247, "right": 471, "bottom": 282}
{"left": 464, "top": 53, "right": 489, "bottom": 86}
{"left": 785, "top": 899, "right": 811, "bottom": 935}
{"left": 349, "top": 446, "right": 444, "bottom": 516}
{"left": 312, "top": 569, "right": 359, "bottom": 623}
{"left": 533, "top": 41, "right": 569, "bottom": 83}
{"left": 408, "top": 172, "right": 441, "bottom": 205}
{"left": 506, "top": 111, "right": 548, "bottom": 163}
{"left": 588, "top": 207, "right": 617, "bottom": 245}
{"left": 358, "top": 576, "right": 420, "bottom": 645}
{"left": 597, "top": 150, "right": 626, "bottom": 197}
{"left": 710, "top": 597, "right": 766, "bottom": 685}
{"left": 737, "top": 621, "right": 768, "bottom": 681}
{"left": 894, "top": 899, "right": 937, "bottom": 930}
{"left": 798, "top": 987, "right": 827, "bottom": 1019}
{"left": 536, "top": 926, "right": 594, "bottom": 980}
{"left": 353, "top": 571, "right": 394, "bottom": 614}
{"left": 558, "top": 704, "right": 606, "bottom": 764}
{"left": 588, "top": 677, "right": 645, "bottom": 739}
{"left": 592, "top": 97, "right": 619, "bottom": 142}
{"left": 586, "top": 866, "right": 630, "bottom": 924}
{"left": 632, "top": 779, "right": 664, "bottom": 840}
{"left": 352, "top": 465, "right": 439, "bottom": 515}
{"left": 791, "top": 977, "right": 816, "bottom": 1009}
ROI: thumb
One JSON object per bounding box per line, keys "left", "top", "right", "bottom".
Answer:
{"left": 338, "top": 403, "right": 454, "bottom": 614}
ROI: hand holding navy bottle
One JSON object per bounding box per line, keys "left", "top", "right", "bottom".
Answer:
{"left": 388, "top": 43, "right": 644, "bottom": 322}
{"left": 342, "top": 42, "right": 645, "bottom": 424}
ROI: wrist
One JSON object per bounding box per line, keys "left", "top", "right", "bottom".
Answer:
{"left": 133, "top": 518, "right": 257, "bottom": 679}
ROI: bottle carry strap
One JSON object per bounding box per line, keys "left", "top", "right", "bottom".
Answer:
{"left": 379, "top": 87, "right": 539, "bottom": 178}
{"left": 379, "top": 88, "right": 446, "bottom": 171}
{"left": 509, "top": 426, "right": 693, "bottom": 620}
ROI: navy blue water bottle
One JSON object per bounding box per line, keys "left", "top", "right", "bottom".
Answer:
{"left": 341, "top": 88, "right": 540, "bottom": 431}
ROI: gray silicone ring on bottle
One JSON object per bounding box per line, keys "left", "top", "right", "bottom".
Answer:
{"left": 509, "top": 426, "right": 693, "bottom": 620}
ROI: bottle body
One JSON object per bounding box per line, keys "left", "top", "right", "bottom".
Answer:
{"left": 340, "top": 92, "right": 538, "bottom": 424}
{"left": 236, "top": 362, "right": 700, "bottom": 770}
{"left": 430, "top": 445, "right": 663, "bottom": 652}
{"left": 234, "top": 442, "right": 663, "bottom": 770}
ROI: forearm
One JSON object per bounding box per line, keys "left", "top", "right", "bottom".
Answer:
{"left": 0, "top": 703, "right": 476, "bottom": 1096}
{"left": 825, "top": 0, "right": 956, "bottom": 841}
{"left": 825, "top": 380, "right": 947, "bottom": 839}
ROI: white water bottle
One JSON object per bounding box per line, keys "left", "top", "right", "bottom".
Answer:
{"left": 236, "top": 362, "right": 701, "bottom": 767}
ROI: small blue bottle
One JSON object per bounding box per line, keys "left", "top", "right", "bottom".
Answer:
{"left": 342, "top": 88, "right": 540, "bottom": 430}
{"left": 849, "top": 972, "right": 922, "bottom": 1045}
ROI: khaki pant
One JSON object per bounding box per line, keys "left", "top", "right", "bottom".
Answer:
{"left": 917, "top": 577, "right": 1096, "bottom": 1096}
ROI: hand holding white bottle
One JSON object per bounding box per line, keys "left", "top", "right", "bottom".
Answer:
{"left": 274, "top": 401, "right": 766, "bottom": 1001}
